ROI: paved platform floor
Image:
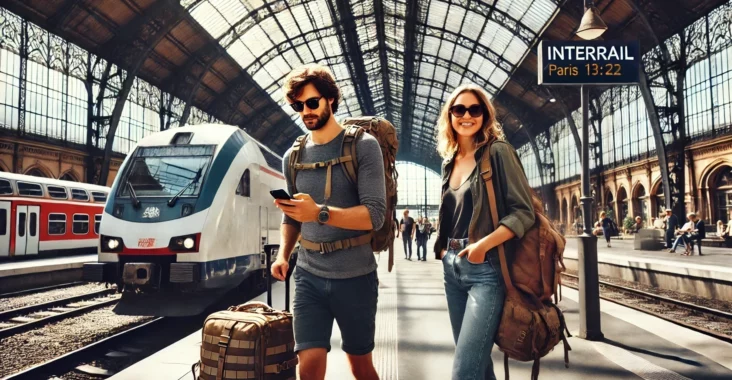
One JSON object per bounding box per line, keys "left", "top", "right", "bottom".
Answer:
{"left": 562, "top": 238, "right": 732, "bottom": 301}
{"left": 111, "top": 238, "right": 732, "bottom": 380}
{"left": 565, "top": 238, "right": 732, "bottom": 267}
{"left": 0, "top": 254, "right": 96, "bottom": 277}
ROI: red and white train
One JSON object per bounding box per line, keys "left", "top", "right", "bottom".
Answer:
{"left": 0, "top": 172, "right": 110, "bottom": 258}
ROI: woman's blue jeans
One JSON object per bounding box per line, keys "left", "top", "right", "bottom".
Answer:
{"left": 443, "top": 238, "right": 506, "bottom": 380}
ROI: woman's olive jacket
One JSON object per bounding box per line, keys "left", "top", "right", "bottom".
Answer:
{"left": 433, "top": 140, "right": 536, "bottom": 260}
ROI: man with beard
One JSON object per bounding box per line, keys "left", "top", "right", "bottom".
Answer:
{"left": 271, "top": 64, "right": 386, "bottom": 380}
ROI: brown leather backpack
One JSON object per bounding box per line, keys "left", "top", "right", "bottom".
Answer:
{"left": 480, "top": 145, "right": 571, "bottom": 380}
{"left": 288, "top": 117, "right": 399, "bottom": 271}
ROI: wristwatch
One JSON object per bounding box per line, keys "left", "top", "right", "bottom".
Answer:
{"left": 317, "top": 205, "right": 330, "bottom": 225}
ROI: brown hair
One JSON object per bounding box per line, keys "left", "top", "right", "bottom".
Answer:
{"left": 436, "top": 84, "right": 504, "bottom": 159}
{"left": 283, "top": 64, "right": 341, "bottom": 114}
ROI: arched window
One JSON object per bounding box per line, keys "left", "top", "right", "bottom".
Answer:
{"left": 571, "top": 195, "right": 580, "bottom": 232}
{"left": 713, "top": 166, "right": 732, "bottom": 224}
{"left": 60, "top": 172, "right": 78, "bottom": 182}
{"left": 617, "top": 187, "right": 629, "bottom": 222}
{"left": 236, "top": 169, "right": 250, "bottom": 197}
{"left": 604, "top": 189, "right": 615, "bottom": 221}
{"left": 633, "top": 184, "right": 648, "bottom": 224}
{"left": 653, "top": 182, "right": 665, "bottom": 218}
{"left": 26, "top": 168, "right": 47, "bottom": 178}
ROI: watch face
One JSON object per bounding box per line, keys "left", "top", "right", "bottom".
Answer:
{"left": 318, "top": 210, "right": 329, "bottom": 223}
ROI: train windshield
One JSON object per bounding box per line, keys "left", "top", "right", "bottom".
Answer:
{"left": 120, "top": 145, "right": 215, "bottom": 198}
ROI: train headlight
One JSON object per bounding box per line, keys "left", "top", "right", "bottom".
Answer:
{"left": 169, "top": 233, "right": 200, "bottom": 252}
{"left": 101, "top": 235, "right": 124, "bottom": 252}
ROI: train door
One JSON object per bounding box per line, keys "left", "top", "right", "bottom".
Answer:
{"left": 0, "top": 201, "right": 9, "bottom": 256}
{"left": 26, "top": 206, "right": 39, "bottom": 255}
{"left": 15, "top": 206, "right": 27, "bottom": 255}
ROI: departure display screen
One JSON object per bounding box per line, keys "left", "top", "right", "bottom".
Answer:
{"left": 537, "top": 40, "right": 640, "bottom": 85}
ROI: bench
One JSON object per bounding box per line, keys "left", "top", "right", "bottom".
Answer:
{"left": 633, "top": 229, "right": 665, "bottom": 250}
{"left": 701, "top": 238, "right": 730, "bottom": 247}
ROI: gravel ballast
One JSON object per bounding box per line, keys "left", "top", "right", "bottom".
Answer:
{"left": 0, "top": 284, "right": 111, "bottom": 313}
{"left": 0, "top": 305, "right": 153, "bottom": 377}
{"left": 562, "top": 269, "right": 732, "bottom": 313}
{"left": 561, "top": 271, "right": 732, "bottom": 337}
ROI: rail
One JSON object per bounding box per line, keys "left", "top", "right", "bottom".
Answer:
{"left": 4, "top": 317, "right": 166, "bottom": 380}
{"left": 0, "top": 291, "right": 119, "bottom": 339}
{"left": 561, "top": 273, "right": 732, "bottom": 344}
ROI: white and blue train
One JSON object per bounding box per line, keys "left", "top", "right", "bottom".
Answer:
{"left": 83, "top": 124, "right": 286, "bottom": 316}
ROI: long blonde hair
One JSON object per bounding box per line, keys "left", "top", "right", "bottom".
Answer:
{"left": 436, "top": 84, "right": 503, "bottom": 159}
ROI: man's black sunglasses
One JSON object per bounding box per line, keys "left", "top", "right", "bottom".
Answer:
{"left": 450, "top": 104, "right": 483, "bottom": 118}
{"left": 289, "top": 96, "right": 324, "bottom": 112}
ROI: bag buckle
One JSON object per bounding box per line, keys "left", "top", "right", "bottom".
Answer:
{"left": 480, "top": 166, "right": 492, "bottom": 177}
{"left": 449, "top": 239, "right": 464, "bottom": 250}
{"left": 275, "top": 359, "right": 296, "bottom": 373}
{"left": 319, "top": 240, "right": 347, "bottom": 254}
{"left": 218, "top": 335, "right": 230, "bottom": 347}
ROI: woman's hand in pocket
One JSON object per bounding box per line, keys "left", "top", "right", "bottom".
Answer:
{"left": 457, "top": 243, "right": 486, "bottom": 264}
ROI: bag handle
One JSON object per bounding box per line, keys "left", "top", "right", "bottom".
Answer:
{"left": 479, "top": 146, "right": 517, "bottom": 295}
{"left": 228, "top": 301, "right": 277, "bottom": 313}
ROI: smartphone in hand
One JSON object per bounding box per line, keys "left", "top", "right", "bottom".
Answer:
{"left": 270, "top": 189, "right": 293, "bottom": 200}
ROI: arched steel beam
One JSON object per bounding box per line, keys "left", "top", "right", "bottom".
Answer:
{"left": 209, "top": 26, "right": 340, "bottom": 123}
{"left": 173, "top": 44, "right": 224, "bottom": 127}
{"left": 628, "top": 0, "right": 673, "bottom": 212}
{"left": 522, "top": 127, "right": 546, "bottom": 190}
{"left": 494, "top": 93, "right": 553, "bottom": 204}
{"left": 399, "top": 0, "right": 422, "bottom": 158}
{"left": 329, "top": 0, "right": 376, "bottom": 115}
{"left": 373, "top": 0, "right": 393, "bottom": 123}
{"left": 98, "top": 0, "right": 185, "bottom": 186}
{"left": 546, "top": 87, "right": 582, "bottom": 159}
{"left": 177, "top": 0, "right": 315, "bottom": 128}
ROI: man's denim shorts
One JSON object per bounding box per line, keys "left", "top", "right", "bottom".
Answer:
{"left": 292, "top": 267, "right": 379, "bottom": 355}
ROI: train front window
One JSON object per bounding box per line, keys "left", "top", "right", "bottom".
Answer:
{"left": 120, "top": 145, "right": 215, "bottom": 198}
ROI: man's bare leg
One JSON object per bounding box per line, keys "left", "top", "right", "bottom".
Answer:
{"left": 347, "top": 352, "right": 379, "bottom": 380}
{"left": 298, "top": 348, "right": 327, "bottom": 380}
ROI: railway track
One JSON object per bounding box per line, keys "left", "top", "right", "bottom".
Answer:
{"left": 561, "top": 273, "right": 732, "bottom": 344}
{"left": 0, "top": 281, "right": 87, "bottom": 298}
{"left": 0, "top": 289, "right": 119, "bottom": 339}
{"left": 5, "top": 317, "right": 167, "bottom": 380}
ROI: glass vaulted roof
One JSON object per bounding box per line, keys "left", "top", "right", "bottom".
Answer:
{"left": 184, "top": 0, "right": 558, "bottom": 160}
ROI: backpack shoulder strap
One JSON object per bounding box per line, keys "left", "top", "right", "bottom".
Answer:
{"left": 479, "top": 146, "right": 516, "bottom": 294}
{"left": 289, "top": 134, "right": 309, "bottom": 194}
{"left": 341, "top": 125, "right": 364, "bottom": 186}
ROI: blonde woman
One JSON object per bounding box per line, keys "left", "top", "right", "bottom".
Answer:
{"left": 433, "top": 84, "right": 535, "bottom": 380}
{"left": 717, "top": 220, "right": 728, "bottom": 238}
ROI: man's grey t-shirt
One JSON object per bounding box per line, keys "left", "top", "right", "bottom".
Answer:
{"left": 282, "top": 129, "right": 386, "bottom": 279}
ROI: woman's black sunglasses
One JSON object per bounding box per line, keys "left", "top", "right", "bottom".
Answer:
{"left": 289, "top": 96, "right": 324, "bottom": 112}
{"left": 450, "top": 104, "right": 483, "bottom": 118}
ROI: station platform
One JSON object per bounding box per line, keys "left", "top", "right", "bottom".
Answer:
{"left": 562, "top": 238, "right": 732, "bottom": 301}
{"left": 111, "top": 239, "right": 732, "bottom": 380}
{"left": 0, "top": 254, "right": 96, "bottom": 293}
